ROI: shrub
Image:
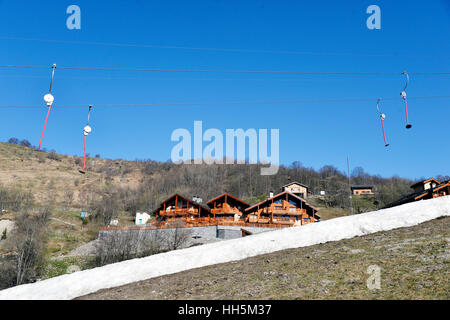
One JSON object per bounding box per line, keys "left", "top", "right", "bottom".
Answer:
{"left": 47, "top": 150, "right": 61, "bottom": 161}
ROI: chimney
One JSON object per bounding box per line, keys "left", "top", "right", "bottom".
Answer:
{"left": 269, "top": 191, "right": 274, "bottom": 198}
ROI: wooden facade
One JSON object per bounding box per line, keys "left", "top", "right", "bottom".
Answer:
{"left": 206, "top": 193, "right": 249, "bottom": 224}
{"left": 244, "top": 191, "right": 320, "bottom": 227}
{"left": 152, "top": 194, "right": 212, "bottom": 227}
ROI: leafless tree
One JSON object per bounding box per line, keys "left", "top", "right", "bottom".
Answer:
{"left": 3, "top": 208, "right": 49, "bottom": 286}
{"left": 164, "top": 221, "right": 191, "bottom": 251}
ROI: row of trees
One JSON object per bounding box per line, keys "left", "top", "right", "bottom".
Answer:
{"left": 112, "top": 161, "right": 416, "bottom": 215}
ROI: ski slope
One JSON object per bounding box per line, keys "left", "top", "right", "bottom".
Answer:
{"left": 1, "top": 196, "right": 449, "bottom": 300}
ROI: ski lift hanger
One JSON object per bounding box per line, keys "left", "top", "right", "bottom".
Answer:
{"left": 401, "top": 71, "right": 412, "bottom": 129}
{"left": 79, "top": 105, "right": 93, "bottom": 174}
{"left": 376, "top": 98, "right": 389, "bottom": 147}
{"left": 38, "top": 63, "right": 56, "bottom": 151}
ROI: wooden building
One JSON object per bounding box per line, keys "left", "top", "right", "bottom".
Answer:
{"left": 281, "top": 181, "right": 309, "bottom": 198}
{"left": 413, "top": 180, "right": 450, "bottom": 201}
{"left": 410, "top": 178, "right": 440, "bottom": 193}
{"left": 244, "top": 191, "right": 320, "bottom": 227}
{"left": 351, "top": 185, "right": 374, "bottom": 196}
{"left": 384, "top": 178, "right": 450, "bottom": 208}
{"left": 206, "top": 193, "right": 249, "bottom": 224}
{"left": 152, "top": 194, "right": 211, "bottom": 227}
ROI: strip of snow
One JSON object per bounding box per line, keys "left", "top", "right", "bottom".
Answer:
{"left": 1, "top": 196, "right": 449, "bottom": 300}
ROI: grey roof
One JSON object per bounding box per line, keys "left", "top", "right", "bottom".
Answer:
{"left": 351, "top": 185, "right": 374, "bottom": 190}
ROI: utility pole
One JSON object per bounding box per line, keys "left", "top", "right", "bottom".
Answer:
{"left": 347, "top": 156, "right": 354, "bottom": 215}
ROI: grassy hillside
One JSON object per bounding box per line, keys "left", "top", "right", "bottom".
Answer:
{"left": 0, "top": 142, "right": 142, "bottom": 207}
{"left": 78, "top": 216, "right": 450, "bottom": 300}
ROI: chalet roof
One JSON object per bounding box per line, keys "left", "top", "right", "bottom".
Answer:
{"left": 351, "top": 185, "right": 374, "bottom": 190}
{"left": 410, "top": 178, "right": 441, "bottom": 189}
{"left": 282, "top": 181, "right": 309, "bottom": 189}
{"left": 206, "top": 193, "right": 249, "bottom": 208}
{"left": 152, "top": 193, "right": 211, "bottom": 215}
{"left": 245, "top": 190, "right": 319, "bottom": 216}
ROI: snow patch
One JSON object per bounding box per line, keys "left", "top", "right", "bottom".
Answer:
{"left": 0, "top": 196, "right": 449, "bottom": 300}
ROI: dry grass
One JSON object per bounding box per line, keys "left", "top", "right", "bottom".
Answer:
{"left": 0, "top": 142, "right": 142, "bottom": 206}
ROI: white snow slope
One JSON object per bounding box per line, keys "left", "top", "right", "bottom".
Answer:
{"left": 1, "top": 196, "right": 449, "bottom": 300}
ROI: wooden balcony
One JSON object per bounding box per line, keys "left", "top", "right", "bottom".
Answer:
{"left": 158, "top": 208, "right": 199, "bottom": 216}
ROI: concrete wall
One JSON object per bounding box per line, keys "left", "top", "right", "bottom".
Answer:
{"left": 98, "top": 224, "right": 274, "bottom": 247}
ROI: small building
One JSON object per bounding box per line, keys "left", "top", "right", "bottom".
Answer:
{"left": 152, "top": 194, "right": 211, "bottom": 227}
{"left": 281, "top": 181, "right": 309, "bottom": 198}
{"left": 244, "top": 191, "right": 320, "bottom": 227}
{"left": 206, "top": 193, "right": 249, "bottom": 224}
{"left": 135, "top": 212, "right": 151, "bottom": 225}
{"left": 351, "top": 185, "right": 374, "bottom": 196}
{"left": 410, "top": 178, "right": 440, "bottom": 193}
{"left": 384, "top": 178, "right": 450, "bottom": 208}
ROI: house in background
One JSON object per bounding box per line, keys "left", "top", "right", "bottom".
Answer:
{"left": 351, "top": 185, "right": 374, "bottom": 196}
{"left": 135, "top": 212, "right": 151, "bottom": 225}
{"left": 244, "top": 191, "right": 320, "bottom": 227}
{"left": 384, "top": 178, "right": 450, "bottom": 208}
{"left": 281, "top": 181, "right": 309, "bottom": 198}
{"left": 410, "top": 178, "right": 440, "bottom": 193}
{"left": 206, "top": 193, "right": 249, "bottom": 224}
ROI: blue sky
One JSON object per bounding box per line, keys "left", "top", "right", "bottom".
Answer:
{"left": 0, "top": 0, "right": 449, "bottom": 179}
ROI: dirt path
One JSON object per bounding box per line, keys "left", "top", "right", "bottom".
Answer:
{"left": 78, "top": 217, "right": 450, "bottom": 300}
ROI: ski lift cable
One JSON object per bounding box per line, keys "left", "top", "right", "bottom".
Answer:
{"left": 0, "top": 95, "right": 449, "bottom": 109}
{"left": 0, "top": 64, "right": 449, "bottom": 76}
{"left": 2, "top": 36, "right": 450, "bottom": 59}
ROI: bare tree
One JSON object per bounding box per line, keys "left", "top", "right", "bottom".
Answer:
{"left": 164, "top": 221, "right": 191, "bottom": 251}
{"left": 4, "top": 208, "right": 49, "bottom": 286}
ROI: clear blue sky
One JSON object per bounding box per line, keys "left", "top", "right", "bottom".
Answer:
{"left": 0, "top": 0, "right": 449, "bottom": 179}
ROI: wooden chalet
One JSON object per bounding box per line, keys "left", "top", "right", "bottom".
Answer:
{"left": 410, "top": 178, "right": 440, "bottom": 193}
{"left": 244, "top": 191, "right": 320, "bottom": 227}
{"left": 206, "top": 193, "right": 249, "bottom": 224}
{"left": 384, "top": 178, "right": 450, "bottom": 208}
{"left": 152, "top": 194, "right": 211, "bottom": 227}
